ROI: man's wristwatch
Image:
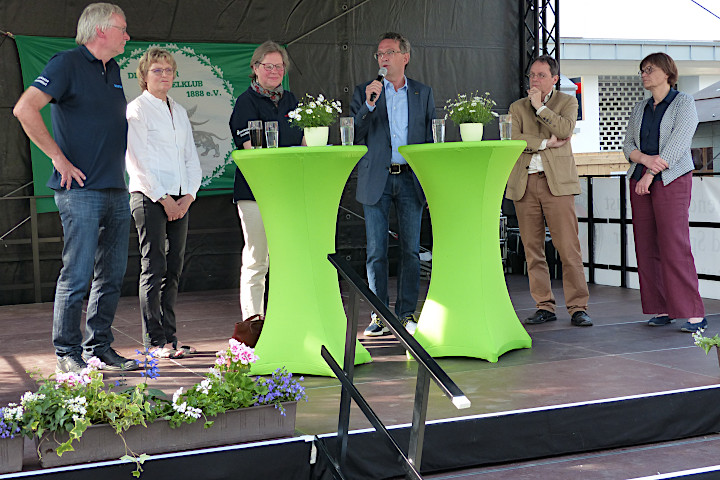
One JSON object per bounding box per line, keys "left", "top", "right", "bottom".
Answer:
{"left": 160, "top": 194, "right": 168, "bottom": 201}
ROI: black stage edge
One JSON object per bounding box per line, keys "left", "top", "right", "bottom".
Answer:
{"left": 4, "top": 386, "right": 720, "bottom": 480}
{"left": 0, "top": 436, "right": 314, "bottom": 480}
{"left": 316, "top": 385, "right": 720, "bottom": 480}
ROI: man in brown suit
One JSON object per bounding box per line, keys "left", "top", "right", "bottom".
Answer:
{"left": 506, "top": 55, "right": 592, "bottom": 327}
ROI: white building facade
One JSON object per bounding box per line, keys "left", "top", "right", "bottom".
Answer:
{"left": 559, "top": 38, "right": 720, "bottom": 153}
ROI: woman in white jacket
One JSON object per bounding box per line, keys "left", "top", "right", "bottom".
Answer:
{"left": 126, "top": 47, "right": 202, "bottom": 359}
{"left": 623, "top": 52, "right": 705, "bottom": 333}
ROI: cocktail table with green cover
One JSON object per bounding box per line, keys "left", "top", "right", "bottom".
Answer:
{"left": 232, "top": 146, "right": 372, "bottom": 376}
{"left": 398, "top": 141, "right": 532, "bottom": 362}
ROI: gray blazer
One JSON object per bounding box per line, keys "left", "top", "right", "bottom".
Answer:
{"left": 623, "top": 91, "right": 698, "bottom": 185}
{"left": 350, "top": 78, "right": 435, "bottom": 205}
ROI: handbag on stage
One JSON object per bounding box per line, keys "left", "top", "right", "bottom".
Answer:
{"left": 232, "top": 314, "right": 264, "bottom": 347}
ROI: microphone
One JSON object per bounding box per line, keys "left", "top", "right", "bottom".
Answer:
{"left": 369, "top": 67, "right": 387, "bottom": 102}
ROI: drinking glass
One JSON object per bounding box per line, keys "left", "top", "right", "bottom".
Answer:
{"left": 248, "top": 120, "right": 263, "bottom": 148}
{"left": 432, "top": 118, "right": 445, "bottom": 143}
{"left": 499, "top": 114, "right": 512, "bottom": 140}
{"left": 340, "top": 117, "right": 354, "bottom": 146}
{"left": 265, "top": 121, "right": 279, "bottom": 148}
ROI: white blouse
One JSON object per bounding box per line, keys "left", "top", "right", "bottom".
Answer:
{"left": 126, "top": 90, "right": 202, "bottom": 202}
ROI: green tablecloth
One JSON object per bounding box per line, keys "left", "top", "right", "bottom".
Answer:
{"left": 232, "top": 146, "right": 372, "bottom": 376}
{"left": 399, "top": 141, "right": 532, "bottom": 362}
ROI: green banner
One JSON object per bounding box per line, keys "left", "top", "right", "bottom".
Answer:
{"left": 14, "top": 36, "right": 283, "bottom": 213}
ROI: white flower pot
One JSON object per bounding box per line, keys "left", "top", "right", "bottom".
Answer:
{"left": 304, "top": 126, "right": 329, "bottom": 147}
{"left": 460, "top": 123, "right": 484, "bottom": 142}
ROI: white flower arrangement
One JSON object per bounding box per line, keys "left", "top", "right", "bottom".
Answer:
{"left": 61, "top": 396, "right": 87, "bottom": 422}
{"left": 692, "top": 328, "right": 720, "bottom": 354}
{"left": 1, "top": 340, "right": 307, "bottom": 476}
{"left": 287, "top": 93, "right": 342, "bottom": 128}
{"left": 445, "top": 91, "right": 497, "bottom": 125}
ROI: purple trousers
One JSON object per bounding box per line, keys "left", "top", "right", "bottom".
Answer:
{"left": 629, "top": 174, "right": 704, "bottom": 319}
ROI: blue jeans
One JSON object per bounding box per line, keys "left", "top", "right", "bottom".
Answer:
{"left": 363, "top": 172, "right": 424, "bottom": 319}
{"left": 53, "top": 188, "right": 130, "bottom": 358}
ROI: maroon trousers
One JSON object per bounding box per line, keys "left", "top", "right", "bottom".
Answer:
{"left": 629, "top": 174, "right": 704, "bottom": 319}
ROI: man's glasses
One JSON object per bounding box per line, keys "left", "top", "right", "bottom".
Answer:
{"left": 373, "top": 50, "right": 401, "bottom": 60}
{"left": 150, "top": 68, "right": 174, "bottom": 76}
{"left": 639, "top": 66, "right": 656, "bottom": 76}
{"left": 107, "top": 25, "right": 127, "bottom": 34}
{"left": 257, "top": 62, "right": 285, "bottom": 72}
{"left": 526, "top": 73, "right": 549, "bottom": 79}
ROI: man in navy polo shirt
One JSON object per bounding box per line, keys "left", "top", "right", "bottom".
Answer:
{"left": 13, "top": 3, "right": 138, "bottom": 373}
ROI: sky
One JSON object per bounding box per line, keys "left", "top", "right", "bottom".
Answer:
{"left": 561, "top": 0, "right": 720, "bottom": 42}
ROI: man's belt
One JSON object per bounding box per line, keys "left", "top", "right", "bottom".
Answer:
{"left": 388, "top": 163, "right": 412, "bottom": 174}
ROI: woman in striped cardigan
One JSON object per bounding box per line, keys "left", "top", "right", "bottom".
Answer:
{"left": 623, "top": 52, "right": 706, "bottom": 333}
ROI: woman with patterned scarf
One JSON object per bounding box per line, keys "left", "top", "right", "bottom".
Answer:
{"left": 229, "top": 41, "right": 304, "bottom": 338}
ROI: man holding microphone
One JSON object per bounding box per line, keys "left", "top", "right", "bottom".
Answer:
{"left": 350, "top": 32, "right": 435, "bottom": 336}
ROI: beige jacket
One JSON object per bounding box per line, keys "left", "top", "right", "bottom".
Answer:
{"left": 505, "top": 90, "right": 580, "bottom": 200}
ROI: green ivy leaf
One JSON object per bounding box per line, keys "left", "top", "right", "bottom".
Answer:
{"left": 56, "top": 439, "right": 75, "bottom": 456}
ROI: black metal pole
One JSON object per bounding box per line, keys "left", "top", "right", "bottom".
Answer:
{"left": 533, "top": 0, "right": 539, "bottom": 57}
{"left": 519, "top": 0, "right": 528, "bottom": 97}
{"left": 587, "top": 177, "right": 594, "bottom": 284}
{"left": 337, "top": 285, "right": 360, "bottom": 469}
{"left": 619, "top": 175, "right": 628, "bottom": 288}
{"left": 321, "top": 346, "right": 423, "bottom": 480}
{"left": 555, "top": 0, "right": 560, "bottom": 86}
{"left": 408, "top": 367, "right": 431, "bottom": 469}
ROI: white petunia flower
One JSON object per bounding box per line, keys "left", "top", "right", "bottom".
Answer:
{"left": 172, "top": 387, "right": 184, "bottom": 403}
{"left": 195, "top": 379, "right": 212, "bottom": 395}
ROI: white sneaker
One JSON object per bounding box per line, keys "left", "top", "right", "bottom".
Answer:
{"left": 402, "top": 314, "right": 418, "bottom": 335}
{"left": 364, "top": 317, "right": 390, "bottom": 336}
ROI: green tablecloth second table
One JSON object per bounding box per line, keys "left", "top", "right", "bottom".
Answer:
{"left": 398, "top": 141, "right": 532, "bottom": 362}
{"left": 232, "top": 146, "right": 372, "bottom": 376}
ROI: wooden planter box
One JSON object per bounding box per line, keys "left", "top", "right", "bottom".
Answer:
{"left": 0, "top": 436, "right": 24, "bottom": 474}
{"left": 36, "top": 402, "right": 296, "bottom": 468}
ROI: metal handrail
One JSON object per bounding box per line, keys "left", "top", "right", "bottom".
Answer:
{"left": 319, "top": 253, "right": 470, "bottom": 479}
{"left": 328, "top": 254, "right": 470, "bottom": 408}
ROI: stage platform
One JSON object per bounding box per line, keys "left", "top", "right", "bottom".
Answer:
{"left": 2, "top": 274, "right": 720, "bottom": 479}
